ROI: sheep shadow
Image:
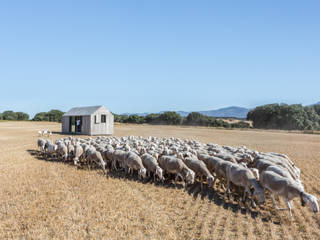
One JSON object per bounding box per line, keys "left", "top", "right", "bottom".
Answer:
{"left": 104, "top": 170, "right": 185, "bottom": 189}
{"left": 27, "top": 149, "right": 80, "bottom": 168}
{"left": 187, "top": 183, "right": 261, "bottom": 220}
{"left": 28, "top": 149, "right": 268, "bottom": 222}
{"left": 27, "top": 149, "right": 65, "bottom": 163}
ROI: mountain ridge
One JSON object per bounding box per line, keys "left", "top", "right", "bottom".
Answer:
{"left": 122, "top": 106, "right": 251, "bottom": 119}
{"left": 120, "top": 102, "right": 320, "bottom": 119}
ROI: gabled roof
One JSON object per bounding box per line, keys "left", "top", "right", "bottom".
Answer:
{"left": 63, "top": 105, "right": 110, "bottom": 116}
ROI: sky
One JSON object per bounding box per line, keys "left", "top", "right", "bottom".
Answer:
{"left": 0, "top": 1, "right": 319, "bottom": 117}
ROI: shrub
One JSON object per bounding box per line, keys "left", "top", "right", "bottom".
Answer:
{"left": 158, "top": 111, "right": 182, "bottom": 125}
{"left": 247, "top": 104, "right": 320, "bottom": 130}
{"left": 1, "top": 111, "right": 29, "bottom": 121}
{"left": 33, "top": 109, "right": 64, "bottom": 122}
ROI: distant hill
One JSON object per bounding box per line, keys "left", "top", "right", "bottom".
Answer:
{"left": 198, "top": 106, "right": 250, "bottom": 118}
{"left": 121, "top": 106, "right": 250, "bottom": 119}
{"left": 120, "top": 102, "right": 320, "bottom": 119}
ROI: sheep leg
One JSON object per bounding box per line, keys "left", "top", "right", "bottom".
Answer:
{"left": 200, "top": 176, "right": 203, "bottom": 190}
{"left": 220, "top": 181, "right": 226, "bottom": 191}
{"left": 270, "top": 194, "right": 280, "bottom": 210}
{"left": 174, "top": 174, "right": 179, "bottom": 187}
{"left": 120, "top": 161, "right": 124, "bottom": 170}
{"left": 112, "top": 160, "right": 118, "bottom": 171}
{"left": 100, "top": 161, "right": 106, "bottom": 173}
{"left": 175, "top": 173, "right": 184, "bottom": 187}
{"left": 248, "top": 187, "right": 256, "bottom": 208}
{"left": 287, "top": 201, "right": 293, "bottom": 218}
{"left": 99, "top": 159, "right": 106, "bottom": 171}
{"left": 212, "top": 177, "right": 217, "bottom": 189}
{"left": 242, "top": 188, "right": 247, "bottom": 203}
{"left": 226, "top": 178, "right": 231, "bottom": 200}
{"left": 278, "top": 200, "right": 293, "bottom": 218}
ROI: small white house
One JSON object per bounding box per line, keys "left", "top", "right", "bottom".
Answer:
{"left": 61, "top": 105, "right": 114, "bottom": 135}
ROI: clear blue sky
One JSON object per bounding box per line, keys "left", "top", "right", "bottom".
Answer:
{"left": 1, "top": 1, "right": 319, "bottom": 117}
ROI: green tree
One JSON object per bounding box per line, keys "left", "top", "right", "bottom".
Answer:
{"left": 312, "top": 104, "right": 320, "bottom": 115}
{"left": 33, "top": 112, "right": 49, "bottom": 121}
{"left": 47, "top": 109, "right": 64, "bottom": 122}
{"left": 16, "top": 112, "right": 29, "bottom": 120}
{"left": 33, "top": 110, "right": 64, "bottom": 122}
{"left": 247, "top": 103, "right": 320, "bottom": 130}
{"left": 127, "top": 114, "right": 145, "bottom": 124}
{"left": 2, "top": 111, "right": 18, "bottom": 120}
{"left": 145, "top": 113, "right": 160, "bottom": 123}
{"left": 159, "top": 111, "right": 182, "bottom": 125}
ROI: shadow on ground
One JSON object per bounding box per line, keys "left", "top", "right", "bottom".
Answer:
{"left": 27, "top": 149, "right": 277, "bottom": 223}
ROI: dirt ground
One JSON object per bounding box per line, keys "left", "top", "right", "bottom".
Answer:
{"left": 0, "top": 121, "right": 319, "bottom": 240}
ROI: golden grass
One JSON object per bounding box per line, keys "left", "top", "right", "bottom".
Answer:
{"left": 0, "top": 121, "right": 320, "bottom": 240}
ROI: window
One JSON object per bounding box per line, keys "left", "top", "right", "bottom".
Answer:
{"left": 101, "top": 114, "right": 106, "bottom": 123}
{"left": 94, "top": 115, "right": 97, "bottom": 124}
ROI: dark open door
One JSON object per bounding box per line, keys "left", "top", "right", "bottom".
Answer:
{"left": 69, "top": 117, "right": 72, "bottom": 132}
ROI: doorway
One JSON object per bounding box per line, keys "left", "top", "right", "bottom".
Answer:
{"left": 69, "top": 116, "right": 82, "bottom": 133}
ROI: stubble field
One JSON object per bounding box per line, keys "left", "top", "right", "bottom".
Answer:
{"left": 0, "top": 121, "right": 319, "bottom": 240}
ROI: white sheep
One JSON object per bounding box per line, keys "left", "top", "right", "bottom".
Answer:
{"left": 260, "top": 170, "right": 319, "bottom": 217}
{"left": 226, "top": 163, "right": 265, "bottom": 208}
{"left": 158, "top": 155, "right": 195, "bottom": 187}
{"left": 141, "top": 153, "right": 164, "bottom": 182}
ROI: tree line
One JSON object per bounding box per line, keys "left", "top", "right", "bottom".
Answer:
{"left": 5, "top": 103, "right": 320, "bottom": 131}
{"left": 0, "top": 110, "right": 64, "bottom": 122}
{"left": 247, "top": 104, "right": 320, "bottom": 131}
{"left": 114, "top": 111, "right": 251, "bottom": 129}
{"left": 0, "top": 111, "right": 30, "bottom": 121}
{"left": 33, "top": 110, "right": 64, "bottom": 122}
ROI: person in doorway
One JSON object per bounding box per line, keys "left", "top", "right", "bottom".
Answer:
{"left": 76, "top": 119, "right": 81, "bottom": 132}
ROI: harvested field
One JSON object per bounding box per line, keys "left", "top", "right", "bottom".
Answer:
{"left": 0, "top": 121, "right": 320, "bottom": 240}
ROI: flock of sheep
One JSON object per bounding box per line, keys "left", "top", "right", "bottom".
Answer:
{"left": 37, "top": 135, "right": 319, "bottom": 218}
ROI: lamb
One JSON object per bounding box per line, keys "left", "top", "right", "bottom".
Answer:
{"left": 57, "top": 143, "right": 68, "bottom": 161}
{"left": 260, "top": 171, "right": 319, "bottom": 217}
{"left": 124, "top": 152, "right": 147, "bottom": 180}
{"left": 73, "top": 144, "right": 84, "bottom": 166}
{"left": 197, "top": 154, "right": 228, "bottom": 188}
{"left": 67, "top": 144, "right": 75, "bottom": 160}
{"left": 37, "top": 138, "right": 46, "bottom": 153}
{"left": 226, "top": 163, "right": 265, "bottom": 208}
{"left": 45, "top": 142, "right": 58, "bottom": 159}
{"left": 103, "top": 147, "right": 114, "bottom": 168}
{"left": 158, "top": 156, "right": 195, "bottom": 187}
{"left": 112, "top": 150, "right": 127, "bottom": 171}
{"left": 213, "top": 159, "right": 236, "bottom": 189}
{"left": 85, "top": 148, "right": 106, "bottom": 173}
{"left": 182, "top": 157, "right": 214, "bottom": 190}
{"left": 141, "top": 153, "right": 164, "bottom": 182}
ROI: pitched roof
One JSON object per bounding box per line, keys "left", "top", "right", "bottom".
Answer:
{"left": 63, "top": 106, "right": 110, "bottom": 116}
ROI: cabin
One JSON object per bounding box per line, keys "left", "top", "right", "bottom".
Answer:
{"left": 61, "top": 106, "right": 114, "bottom": 135}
